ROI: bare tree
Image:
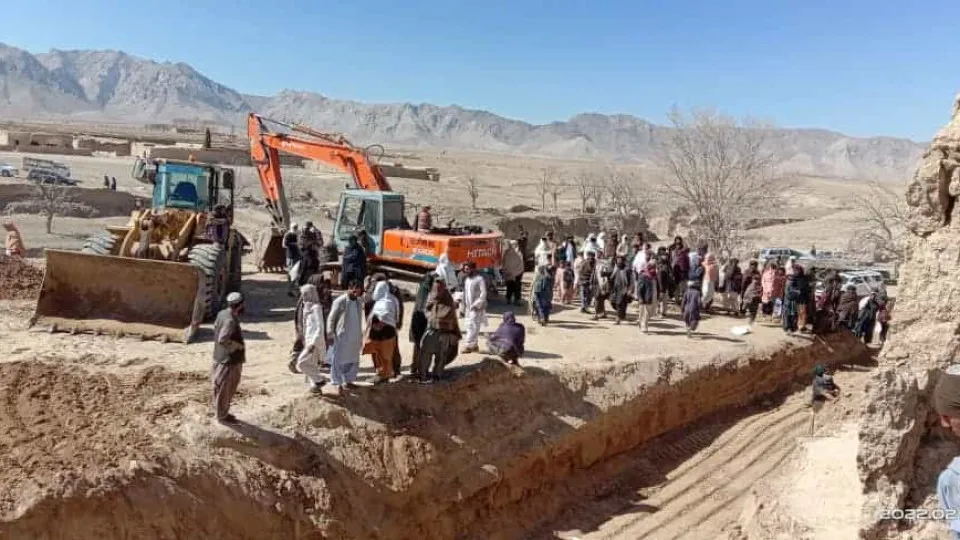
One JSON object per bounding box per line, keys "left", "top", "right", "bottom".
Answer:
{"left": 547, "top": 172, "right": 565, "bottom": 211}
{"left": 462, "top": 174, "right": 481, "bottom": 209}
{"left": 655, "top": 107, "right": 779, "bottom": 255}
{"left": 850, "top": 180, "right": 908, "bottom": 264}
{"left": 35, "top": 183, "right": 73, "bottom": 234}
{"left": 573, "top": 171, "right": 594, "bottom": 213}
{"left": 537, "top": 167, "right": 557, "bottom": 211}
{"left": 603, "top": 168, "right": 650, "bottom": 230}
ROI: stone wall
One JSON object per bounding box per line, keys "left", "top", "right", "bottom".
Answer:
{"left": 857, "top": 92, "right": 960, "bottom": 538}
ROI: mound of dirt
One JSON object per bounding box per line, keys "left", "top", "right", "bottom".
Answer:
{"left": 0, "top": 360, "right": 207, "bottom": 520}
{"left": 0, "top": 257, "right": 43, "bottom": 300}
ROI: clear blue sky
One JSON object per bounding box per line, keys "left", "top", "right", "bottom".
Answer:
{"left": 4, "top": 0, "right": 958, "bottom": 140}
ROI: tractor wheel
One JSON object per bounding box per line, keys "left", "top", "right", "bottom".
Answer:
{"left": 80, "top": 233, "right": 117, "bottom": 255}
{"left": 227, "top": 233, "right": 242, "bottom": 293}
{"left": 188, "top": 243, "right": 227, "bottom": 320}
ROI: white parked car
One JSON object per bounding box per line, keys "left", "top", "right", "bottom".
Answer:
{"left": 838, "top": 270, "right": 886, "bottom": 297}
{"left": 0, "top": 164, "right": 17, "bottom": 177}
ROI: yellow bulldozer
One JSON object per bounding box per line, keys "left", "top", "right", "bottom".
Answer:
{"left": 31, "top": 158, "right": 242, "bottom": 343}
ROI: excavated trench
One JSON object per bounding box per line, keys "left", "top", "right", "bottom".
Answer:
{"left": 0, "top": 334, "right": 870, "bottom": 540}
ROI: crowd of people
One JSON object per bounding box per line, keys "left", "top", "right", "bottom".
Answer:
{"left": 508, "top": 228, "right": 893, "bottom": 345}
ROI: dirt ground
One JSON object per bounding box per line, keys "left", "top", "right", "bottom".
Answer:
{"left": 0, "top": 147, "right": 894, "bottom": 539}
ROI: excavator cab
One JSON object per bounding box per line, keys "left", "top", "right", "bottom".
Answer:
{"left": 333, "top": 190, "right": 407, "bottom": 255}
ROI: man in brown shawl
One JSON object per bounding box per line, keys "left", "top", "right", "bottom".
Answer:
{"left": 416, "top": 280, "right": 462, "bottom": 383}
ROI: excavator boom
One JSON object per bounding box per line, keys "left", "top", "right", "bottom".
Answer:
{"left": 247, "top": 113, "right": 502, "bottom": 276}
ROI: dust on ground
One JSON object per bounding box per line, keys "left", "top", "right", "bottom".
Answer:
{"left": 0, "top": 256, "right": 42, "bottom": 300}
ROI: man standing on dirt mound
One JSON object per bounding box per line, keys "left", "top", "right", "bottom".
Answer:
{"left": 212, "top": 292, "right": 246, "bottom": 424}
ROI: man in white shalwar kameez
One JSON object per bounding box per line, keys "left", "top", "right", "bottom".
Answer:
{"left": 460, "top": 262, "right": 488, "bottom": 353}
{"left": 296, "top": 284, "right": 327, "bottom": 393}
{"left": 327, "top": 280, "right": 365, "bottom": 395}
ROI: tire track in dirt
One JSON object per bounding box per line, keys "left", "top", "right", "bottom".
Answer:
{"left": 585, "top": 397, "right": 809, "bottom": 540}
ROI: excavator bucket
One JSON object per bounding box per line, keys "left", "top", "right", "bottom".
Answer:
{"left": 254, "top": 227, "right": 286, "bottom": 272}
{"left": 32, "top": 249, "right": 206, "bottom": 343}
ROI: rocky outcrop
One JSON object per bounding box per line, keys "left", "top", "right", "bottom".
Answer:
{"left": 857, "top": 92, "right": 960, "bottom": 539}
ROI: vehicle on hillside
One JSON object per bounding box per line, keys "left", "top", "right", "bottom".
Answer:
{"left": 27, "top": 169, "right": 78, "bottom": 186}
{"left": 814, "top": 269, "right": 887, "bottom": 303}
{"left": 0, "top": 163, "right": 17, "bottom": 177}
{"left": 759, "top": 247, "right": 816, "bottom": 261}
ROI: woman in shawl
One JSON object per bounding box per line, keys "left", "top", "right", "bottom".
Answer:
{"left": 609, "top": 256, "right": 633, "bottom": 324}
{"left": 773, "top": 266, "right": 787, "bottom": 319}
{"left": 855, "top": 292, "right": 881, "bottom": 344}
{"left": 363, "top": 281, "right": 400, "bottom": 384}
{"left": 418, "top": 280, "right": 462, "bottom": 382}
{"left": 616, "top": 234, "right": 630, "bottom": 259}
{"left": 682, "top": 277, "right": 702, "bottom": 337}
{"left": 596, "top": 232, "right": 607, "bottom": 256}
{"left": 409, "top": 273, "right": 435, "bottom": 377}
{"left": 836, "top": 285, "right": 860, "bottom": 330}
{"left": 531, "top": 264, "right": 556, "bottom": 325}
{"left": 723, "top": 258, "right": 743, "bottom": 314}
{"left": 760, "top": 262, "right": 777, "bottom": 319}
{"left": 488, "top": 311, "right": 525, "bottom": 365}
{"left": 295, "top": 284, "right": 328, "bottom": 393}
{"left": 534, "top": 237, "right": 552, "bottom": 268}
{"left": 701, "top": 253, "right": 720, "bottom": 311}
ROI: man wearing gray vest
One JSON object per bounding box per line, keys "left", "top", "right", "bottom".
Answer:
{"left": 212, "top": 292, "right": 246, "bottom": 424}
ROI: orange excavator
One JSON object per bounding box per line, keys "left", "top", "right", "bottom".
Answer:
{"left": 248, "top": 113, "right": 502, "bottom": 279}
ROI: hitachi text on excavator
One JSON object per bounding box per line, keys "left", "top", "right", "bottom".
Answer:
{"left": 247, "top": 113, "right": 503, "bottom": 280}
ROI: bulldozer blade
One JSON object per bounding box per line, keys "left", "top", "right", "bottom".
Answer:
{"left": 32, "top": 249, "right": 206, "bottom": 343}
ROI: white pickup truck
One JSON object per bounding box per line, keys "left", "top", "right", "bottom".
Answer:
{"left": 0, "top": 163, "right": 18, "bottom": 177}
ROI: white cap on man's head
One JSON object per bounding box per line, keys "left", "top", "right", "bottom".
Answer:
{"left": 226, "top": 292, "right": 243, "bottom": 305}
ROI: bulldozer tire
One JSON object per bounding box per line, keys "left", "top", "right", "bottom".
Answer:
{"left": 80, "top": 233, "right": 117, "bottom": 256}
{"left": 227, "top": 234, "right": 242, "bottom": 293}
{"left": 188, "top": 243, "right": 227, "bottom": 320}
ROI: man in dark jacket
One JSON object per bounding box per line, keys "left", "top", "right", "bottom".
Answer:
{"left": 341, "top": 235, "right": 367, "bottom": 289}
{"left": 212, "top": 292, "right": 245, "bottom": 424}
{"left": 283, "top": 224, "right": 301, "bottom": 270}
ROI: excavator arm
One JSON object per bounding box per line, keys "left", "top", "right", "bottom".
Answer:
{"left": 247, "top": 113, "right": 391, "bottom": 231}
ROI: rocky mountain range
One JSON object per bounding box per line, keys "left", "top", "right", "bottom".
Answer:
{"left": 0, "top": 43, "right": 924, "bottom": 179}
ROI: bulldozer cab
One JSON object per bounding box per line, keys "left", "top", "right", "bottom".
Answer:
{"left": 333, "top": 190, "right": 407, "bottom": 254}
{"left": 146, "top": 159, "right": 235, "bottom": 219}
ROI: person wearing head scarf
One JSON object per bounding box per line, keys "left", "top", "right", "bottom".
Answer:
{"left": 363, "top": 281, "right": 400, "bottom": 383}
{"left": 328, "top": 280, "right": 365, "bottom": 395}
{"left": 564, "top": 236, "right": 577, "bottom": 266}
{"left": 410, "top": 273, "right": 436, "bottom": 377}
{"left": 670, "top": 236, "right": 690, "bottom": 302}
{"left": 501, "top": 240, "right": 525, "bottom": 305}
{"left": 593, "top": 256, "right": 613, "bottom": 320}
{"left": 487, "top": 312, "right": 525, "bottom": 365}
{"left": 3, "top": 220, "right": 24, "bottom": 258}
{"left": 283, "top": 223, "right": 301, "bottom": 270}
{"left": 615, "top": 234, "right": 630, "bottom": 259}
{"left": 760, "top": 262, "right": 778, "bottom": 320}
{"left": 295, "top": 284, "right": 328, "bottom": 393}
{"left": 609, "top": 256, "right": 633, "bottom": 325}
{"left": 583, "top": 234, "right": 600, "bottom": 257}
{"left": 418, "top": 280, "right": 462, "bottom": 382}
{"left": 810, "top": 364, "right": 839, "bottom": 434}
{"left": 575, "top": 251, "right": 598, "bottom": 313}
{"left": 933, "top": 365, "right": 960, "bottom": 538}
{"left": 635, "top": 259, "right": 657, "bottom": 333}
{"left": 721, "top": 258, "right": 743, "bottom": 314}
{"left": 556, "top": 259, "right": 575, "bottom": 305}
{"left": 435, "top": 251, "right": 459, "bottom": 292}
{"left": 741, "top": 261, "right": 763, "bottom": 325}
{"left": 854, "top": 292, "right": 881, "bottom": 345}
{"left": 531, "top": 263, "right": 556, "bottom": 325}
{"left": 681, "top": 276, "right": 702, "bottom": 338}
{"left": 836, "top": 285, "right": 860, "bottom": 330}
{"left": 534, "top": 237, "right": 552, "bottom": 268}
{"left": 654, "top": 247, "right": 673, "bottom": 316}
{"left": 782, "top": 269, "right": 804, "bottom": 334}
{"left": 596, "top": 231, "right": 607, "bottom": 256}
{"left": 340, "top": 235, "right": 366, "bottom": 289}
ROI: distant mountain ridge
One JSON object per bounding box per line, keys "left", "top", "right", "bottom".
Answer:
{"left": 0, "top": 43, "right": 924, "bottom": 179}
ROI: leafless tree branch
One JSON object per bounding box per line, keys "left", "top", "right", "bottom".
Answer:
{"left": 654, "top": 107, "right": 780, "bottom": 254}
{"left": 850, "top": 180, "right": 907, "bottom": 263}
{"left": 462, "top": 174, "right": 481, "bottom": 209}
